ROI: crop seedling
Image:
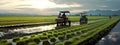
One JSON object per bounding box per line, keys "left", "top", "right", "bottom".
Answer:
{"left": 42, "top": 40, "right": 50, "bottom": 45}
{"left": 50, "top": 37, "right": 56, "bottom": 42}
{"left": 13, "top": 37, "right": 20, "bottom": 42}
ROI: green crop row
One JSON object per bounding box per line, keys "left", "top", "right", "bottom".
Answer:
{"left": 0, "top": 18, "right": 119, "bottom": 45}
{"left": 0, "top": 19, "right": 107, "bottom": 45}
{"left": 55, "top": 18, "right": 119, "bottom": 45}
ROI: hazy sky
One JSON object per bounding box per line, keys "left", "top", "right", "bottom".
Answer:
{"left": 0, "top": 0, "right": 120, "bottom": 15}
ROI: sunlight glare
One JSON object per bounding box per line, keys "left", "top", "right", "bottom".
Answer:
{"left": 27, "top": 0, "right": 56, "bottom": 9}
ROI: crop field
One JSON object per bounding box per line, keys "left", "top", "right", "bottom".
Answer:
{"left": 1, "top": 0, "right": 120, "bottom": 45}
{"left": 0, "top": 16, "right": 119, "bottom": 45}
{"left": 0, "top": 16, "right": 107, "bottom": 26}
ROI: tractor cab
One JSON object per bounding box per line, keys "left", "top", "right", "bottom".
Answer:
{"left": 79, "top": 12, "right": 88, "bottom": 24}
{"left": 55, "top": 11, "right": 71, "bottom": 29}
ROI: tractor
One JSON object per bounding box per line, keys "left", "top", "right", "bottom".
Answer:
{"left": 79, "top": 12, "right": 88, "bottom": 24}
{"left": 55, "top": 11, "right": 71, "bottom": 28}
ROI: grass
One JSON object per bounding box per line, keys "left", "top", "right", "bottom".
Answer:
{"left": 0, "top": 16, "right": 107, "bottom": 26}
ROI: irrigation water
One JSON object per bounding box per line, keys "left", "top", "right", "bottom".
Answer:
{"left": 96, "top": 21, "right": 120, "bottom": 45}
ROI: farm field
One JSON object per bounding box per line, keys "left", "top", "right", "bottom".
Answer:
{"left": 0, "top": 16, "right": 119, "bottom": 45}
{"left": 0, "top": 0, "right": 120, "bottom": 45}
{"left": 0, "top": 16, "right": 107, "bottom": 26}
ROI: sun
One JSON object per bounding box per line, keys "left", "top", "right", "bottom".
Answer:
{"left": 26, "top": 0, "right": 56, "bottom": 9}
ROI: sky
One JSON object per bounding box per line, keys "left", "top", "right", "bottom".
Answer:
{"left": 0, "top": 0, "right": 120, "bottom": 15}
